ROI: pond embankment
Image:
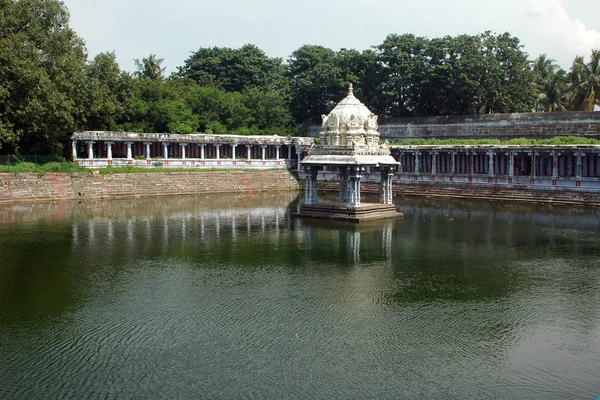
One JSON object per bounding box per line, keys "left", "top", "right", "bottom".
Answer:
{"left": 0, "top": 170, "right": 301, "bottom": 204}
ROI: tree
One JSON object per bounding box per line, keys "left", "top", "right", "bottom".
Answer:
{"left": 287, "top": 45, "right": 346, "bottom": 123}
{"left": 567, "top": 50, "right": 600, "bottom": 111}
{"left": 532, "top": 54, "right": 568, "bottom": 112}
{"left": 83, "top": 52, "right": 134, "bottom": 130}
{"left": 134, "top": 54, "right": 166, "bottom": 81}
{"left": 336, "top": 48, "right": 385, "bottom": 114}
{"left": 375, "top": 32, "right": 535, "bottom": 117}
{"left": 178, "top": 44, "right": 288, "bottom": 94}
{"left": 0, "top": 0, "right": 88, "bottom": 154}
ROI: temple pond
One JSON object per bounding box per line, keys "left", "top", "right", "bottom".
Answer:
{"left": 1, "top": 192, "right": 599, "bottom": 399}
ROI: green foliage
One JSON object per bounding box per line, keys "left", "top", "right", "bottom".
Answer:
{"left": 82, "top": 52, "right": 134, "bottom": 130}
{"left": 376, "top": 32, "right": 535, "bottom": 117}
{"left": 532, "top": 54, "right": 568, "bottom": 112}
{"left": 0, "top": 0, "right": 88, "bottom": 154}
{"left": 567, "top": 50, "right": 600, "bottom": 111}
{"left": 178, "top": 44, "right": 289, "bottom": 94}
{"left": 0, "top": 159, "right": 85, "bottom": 173}
{"left": 287, "top": 45, "right": 346, "bottom": 122}
{"left": 0, "top": 1, "right": 597, "bottom": 156}
{"left": 134, "top": 54, "right": 166, "bottom": 81}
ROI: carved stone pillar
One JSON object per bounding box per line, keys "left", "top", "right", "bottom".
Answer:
{"left": 397, "top": 152, "right": 404, "bottom": 173}
{"left": 431, "top": 151, "right": 437, "bottom": 175}
{"left": 275, "top": 146, "right": 280, "bottom": 160}
{"left": 180, "top": 143, "right": 187, "bottom": 160}
{"left": 488, "top": 150, "right": 494, "bottom": 175}
{"left": 261, "top": 145, "right": 266, "bottom": 160}
{"left": 144, "top": 142, "right": 151, "bottom": 160}
{"left": 450, "top": 152, "right": 456, "bottom": 175}
{"left": 469, "top": 151, "right": 475, "bottom": 175}
{"left": 339, "top": 166, "right": 349, "bottom": 202}
{"left": 508, "top": 151, "right": 514, "bottom": 177}
{"left": 72, "top": 140, "right": 78, "bottom": 160}
{"left": 87, "top": 141, "right": 95, "bottom": 159}
{"left": 348, "top": 166, "right": 362, "bottom": 207}
{"left": 304, "top": 166, "right": 319, "bottom": 205}
{"left": 380, "top": 168, "right": 393, "bottom": 205}
{"left": 232, "top": 144, "right": 237, "bottom": 160}
{"left": 246, "top": 145, "right": 251, "bottom": 160}
{"left": 576, "top": 152, "right": 583, "bottom": 178}
{"left": 414, "top": 152, "right": 420, "bottom": 174}
{"left": 296, "top": 145, "right": 303, "bottom": 172}
{"left": 215, "top": 144, "right": 221, "bottom": 160}
{"left": 531, "top": 151, "right": 536, "bottom": 178}
{"left": 126, "top": 142, "right": 133, "bottom": 160}
{"left": 552, "top": 151, "right": 559, "bottom": 178}
{"left": 200, "top": 144, "right": 205, "bottom": 160}
{"left": 106, "top": 141, "right": 113, "bottom": 160}
{"left": 162, "top": 143, "right": 169, "bottom": 160}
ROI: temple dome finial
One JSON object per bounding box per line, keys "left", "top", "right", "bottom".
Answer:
{"left": 348, "top": 83, "right": 354, "bottom": 96}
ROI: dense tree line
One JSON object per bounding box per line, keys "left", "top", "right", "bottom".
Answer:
{"left": 1, "top": 0, "right": 599, "bottom": 155}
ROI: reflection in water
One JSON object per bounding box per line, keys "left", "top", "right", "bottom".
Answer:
{"left": 0, "top": 193, "right": 599, "bottom": 399}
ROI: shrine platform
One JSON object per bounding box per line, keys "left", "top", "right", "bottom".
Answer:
{"left": 293, "top": 202, "right": 403, "bottom": 222}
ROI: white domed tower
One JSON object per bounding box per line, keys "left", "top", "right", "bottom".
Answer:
{"left": 297, "top": 84, "right": 402, "bottom": 220}
{"left": 319, "top": 83, "right": 380, "bottom": 151}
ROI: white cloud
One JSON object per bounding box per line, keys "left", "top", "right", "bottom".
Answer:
{"left": 524, "top": 0, "right": 600, "bottom": 66}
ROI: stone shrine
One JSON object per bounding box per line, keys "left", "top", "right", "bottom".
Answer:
{"left": 295, "top": 84, "right": 403, "bottom": 221}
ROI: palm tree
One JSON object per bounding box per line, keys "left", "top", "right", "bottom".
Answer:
{"left": 532, "top": 54, "right": 568, "bottom": 112}
{"left": 134, "top": 54, "right": 166, "bottom": 80}
{"left": 567, "top": 49, "right": 600, "bottom": 111}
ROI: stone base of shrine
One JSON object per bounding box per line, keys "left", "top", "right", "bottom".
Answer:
{"left": 294, "top": 202, "right": 403, "bottom": 222}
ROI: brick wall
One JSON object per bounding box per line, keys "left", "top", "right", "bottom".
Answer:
{"left": 0, "top": 170, "right": 301, "bottom": 204}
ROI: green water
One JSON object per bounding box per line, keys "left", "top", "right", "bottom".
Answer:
{"left": 1, "top": 192, "right": 599, "bottom": 399}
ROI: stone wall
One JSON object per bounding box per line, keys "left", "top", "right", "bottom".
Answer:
{"left": 0, "top": 170, "right": 301, "bottom": 204}
{"left": 305, "top": 111, "right": 600, "bottom": 141}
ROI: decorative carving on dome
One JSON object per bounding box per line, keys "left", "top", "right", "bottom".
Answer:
{"left": 366, "top": 114, "right": 378, "bottom": 131}
{"left": 311, "top": 82, "right": 392, "bottom": 158}
{"left": 327, "top": 114, "right": 339, "bottom": 129}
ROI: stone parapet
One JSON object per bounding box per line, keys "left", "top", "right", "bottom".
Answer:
{"left": 305, "top": 111, "right": 600, "bottom": 141}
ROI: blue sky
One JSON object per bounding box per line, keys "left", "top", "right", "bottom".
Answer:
{"left": 63, "top": 0, "right": 600, "bottom": 74}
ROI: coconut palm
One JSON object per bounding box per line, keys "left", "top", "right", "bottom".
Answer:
{"left": 134, "top": 54, "right": 166, "bottom": 80}
{"left": 568, "top": 49, "right": 600, "bottom": 111}
{"left": 532, "top": 54, "right": 567, "bottom": 112}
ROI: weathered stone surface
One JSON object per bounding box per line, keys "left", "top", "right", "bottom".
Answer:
{"left": 0, "top": 170, "right": 301, "bottom": 204}
{"left": 293, "top": 202, "right": 403, "bottom": 222}
{"left": 306, "top": 111, "right": 600, "bottom": 141}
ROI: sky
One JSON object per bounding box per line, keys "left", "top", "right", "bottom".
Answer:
{"left": 63, "top": 0, "right": 600, "bottom": 74}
